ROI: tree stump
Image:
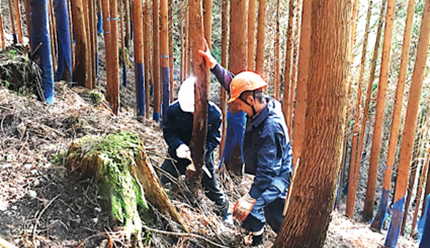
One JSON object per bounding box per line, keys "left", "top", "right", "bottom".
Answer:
{"left": 65, "top": 131, "right": 190, "bottom": 241}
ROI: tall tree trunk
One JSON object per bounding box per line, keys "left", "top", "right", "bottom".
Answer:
{"left": 153, "top": 0, "right": 161, "bottom": 121}
{"left": 132, "top": 0, "right": 145, "bottom": 118}
{"left": 273, "top": 0, "right": 280, "bottom": 101}
{"left": 13, "top": 0, "right": 23, "bottom": 43}
{"left": 188, "top": 0, "right": 210, "bottom": 194}
{"left": 101, "top": 0, "right": 112, "bottom": 93}
{"left": 119, "top": 0, "right": 127, "bottom": 87}
{"left": 255, "top": 0, "right": 266, "bottom": 76}
{"left": 203, "top": 0, "right": 212, "bottom": 48}
{"left": 180, "top": 13, "right": 185, "bottom": 82}
{"left": 411, "top": 146, "right": 430, "bottom": 236}
{"left": 345, "top": 0, "right": 372, "bottom": 219}
{"left": 339, "top": 0, "right": 360, "bottom": 204}
{"left": 288, "top": 0, "right": 301, "bottom": 135}
{"left": 82, "top": 0, "right": 93, "bottom": 89}
{"left": 7, "top": 0, "right": 17, "bottom": 44}
{"left": 247, "top": 0, "right": 256, "bottom": 71}
{"left": 401, "top": 122, "right": 424, "bottom": 235}
{"left": 161, "top": 0, "right": 170, "bottom": 119}
{"left": 184, "top": 6, "right": 190, "bottom": 78}
{"left": 222, "top": 0, "right": 247, "bottom": 176}
{"left": 282, "top": 0, "right": 295, "bottom": 127}
{"left": 364, "top": 0, "right": 397, "bottom": 222}
{"left": 23, "top": 0, "right": 32, "bottom": 47}
{"left": 105, "top": 0, "right": 120, "bottom": 114}
{"left": 54, "top": 0, "right": 72, "bottom": 82}
{"left": 0, "top": 10, "right": 4, "bottom": 49}
{"left": 68, "top": 0, "right": 74, "bottom": 68}
{"left": 291, "top": 0, "right": 306, "bottom": 168}
{"left": 30, "top": 0, "right": 55, "bottom": 104}
{"left": 385, "top": 0, "right": 430, "bottom": 246}
{"left": 124, "top": 0, "right": 131, "bottom": 48}
{"left": 90, "top": 0, "right": 97, "bottom": 87}
{"left": 273, "top": 0, "right": 351, "bottom": 246}
{"left": 48, "top": 0, "right": 57, "bottom": 74}
{"left": 219, "top": 0, "right": 228, "bottom": 157}
{"left": 370, "top": 0, "right": 413, "bottom": 230}
{"left": 71, "top": 0, "right": 89, "bottom": 87}
{"left": 144, "top": 0, "right": 151, "bottom": 117}
{"left": 169, "top": 0, "right": 174, "bottom": 103}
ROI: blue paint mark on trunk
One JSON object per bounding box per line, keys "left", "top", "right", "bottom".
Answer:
{"left": 136, "top": 63, "right": 145, "bottom": 117}
{"left": 385, "top": 195, "right": 406, "bottom": 248}
{"left": 31, "top": 0, "right": 54, "bottom": 104}
{"left": 161, "top": 66, "right": 170, "bottom": 120}
{"left": 54, "top": 0, "right": 72, "bottom": 82}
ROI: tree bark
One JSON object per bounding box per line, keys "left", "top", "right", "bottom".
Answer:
{"left": 247, "top": 0, "right": 256, "bottom": 71}
{"left": 12, "top": 0, "right": 23, "bottom": 43}
{"left": 223, "top": 0, "right": 247, "bottom": 176}
{"left": 106, "top": 0, "right": 120, "bottom": 115}
{"left": 255, "top": 0, "right": 266, "bottom": 76}
{"left": 273, "top": 0, "right": 351, "bottom": 246}
{"left": 82, "top": 0, "right": 92, "bottom": 89}
{"left": 144, "top": 0, "right": 151, "bottom": 117}
{"left": 203, "top": 0, "right": 212, "bottom": 48}
{"left": 363, "top": 0, "right": 397, "bottom": 221}
{"left": 169, "top": 0, "right": 174, "bottom": 102}
{"left": 345, "top": 0, "right": 372, "bottom": 219}
{"left": 23, "top": 0, "right": 32, "bottom": 46}
{"left": 411, "top": 147, "right": 430, "bottom": 236}
{"left": 385, "top": 1, "right": 430, "bottom": 246}
{"left": 219, "top": 0, "right": 228, "bottom": 157}
{"left": 0, "top": 10, "right": 5, "bottom": 49}
{"left": 370, "top": 0, "right": 411, "bottom": 230}
{"left": 282, "top": 0, "right": 295, "bottom": 127}
{"left": 160, "top": 0, "right": 170, "bottom": 119}
{"left": 273, "top": 0, "right": 280, "bottom": 100}
{"left": 153, "top": 0, "right": 161, "bottom": 121}
{"left": 188, "top": 0, "right": 210, "bottom": 194}
{"left": 132, "top": 0, "right": 145, "bottom": 118}
{"left": 71, "top": 0, "right": 89, "bottom": 87}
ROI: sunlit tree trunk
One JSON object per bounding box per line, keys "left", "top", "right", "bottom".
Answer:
{"left": 169, "top": 0, "right": 174, "bottom": 102}
{"left": 203, "top": 0, "right": 212, "bottom": 48}
{"left": 54, "top": 0, "right": 72, "bottom": 82}
{"left": 82, "top": 0, "right": 93, "bottom": 89}
{"left": 255, "top": 0, "right": 266, "bottom": 76}
{"left": 273, "top": 0, "right": 280, "bottom": 100}
{"left": 71, "top": 0, "right": 89, "bottom": 87}
{"left": 0, "top": 10, "right": 5, "bottom": 49}
{"left": 222, "top": 0, "right": 247, "bottom": 176}
{"left": 48, "top": 0, "right": 57, "bottom": 74}
{"left": 288, "top": 0, "right": 301, "bottom": 136}
{"left": 247, "top": 0, "right": 256, "bottom": 71}
{"left": 161, "top": 0, "right": 170, "bottom": 119}
{"left": 411, "top": 146, "right": 430, "bottom": 236}
{"left": 363, "top": 0, "right": 397, "bottom": 221}
{"left": 219, "top": 0, "right": 228, "bottom": 157}
{"left": 385, "top": 1, "right": 430, "bottom": 246}
{"left": 345, "top": 0, "right": 372, "bottom": 219}
{"left": 339, "top": 0, "right": 359, "bottom": 205}
{"left": 143, "top": 0, "right": 151, "bottom": 117}
{"left": 282, "top": 0, "right": 295, "bottom": 127}
{"left": 89, "top": 0, "right": 97, "bottom": 88}
{"left": 401, "top": 122, "right": 425, "bottom": 234}
{"left": 188, "top": 0, "right": 210, "bottom": 194}
{"left": 273, "top": 0, "right": 351, "bottom": 246}
{"left": 153, "top": 0, "right": 161, "bottom": 121}
{"left": 106, "top": 0, "right": 120, "bottom": 114}
{"left": 370, "top": 0, "right": 413, "bottom": 230}
{"left": 132, "top": 0, "right": 145, "bottom": 118}
{"left": 124, "top": 0, "right": 131, "bottom": 48}
{"left": 291, "top": 0, "right": 306, "bottom": 168}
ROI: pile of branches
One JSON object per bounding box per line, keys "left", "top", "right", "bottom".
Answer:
{"left": 0, "top": 45, "right": 43, "bottom": 100}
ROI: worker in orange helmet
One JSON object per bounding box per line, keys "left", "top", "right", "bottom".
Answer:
{"left": 198, "top": 44, "right": 293, "bottom": 247}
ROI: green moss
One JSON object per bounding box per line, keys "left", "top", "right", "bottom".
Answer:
{"left": 87, "top": 90, "right": 105, "bottom": 105}
{"left": 77, "top": 131, "right": 147, "bottom": 235}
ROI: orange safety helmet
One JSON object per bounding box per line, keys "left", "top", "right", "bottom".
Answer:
{"left": 228, "top": 71, "right": 268, "bottom": 104}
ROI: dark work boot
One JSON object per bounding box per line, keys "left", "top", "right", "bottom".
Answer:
{"left": 251, "top": 228, "right": 264, "bottom": 247}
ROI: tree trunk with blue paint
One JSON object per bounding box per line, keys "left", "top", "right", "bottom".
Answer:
{"left": 30, "top": 0, "right": 54, "bottom": 104}
{"left": 54, "top": 0, "right": 72, "bottom": 82}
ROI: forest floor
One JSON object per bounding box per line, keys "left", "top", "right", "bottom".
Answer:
{"left": 0, "top": 80, "right": 420, "bottom": 247}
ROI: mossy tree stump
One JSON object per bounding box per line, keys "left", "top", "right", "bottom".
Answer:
{"left": 65, "top": 131, "right": 189, "bottom": 240}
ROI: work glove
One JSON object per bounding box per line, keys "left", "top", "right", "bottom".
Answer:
{"left": 176, "top": 144, "right": 191, "bottom": 159}
{"left": 233, "top": 194, "right": 256, "bottom": 221}
{"left": 197, "top": 41, "right": 218, "bottom": 69}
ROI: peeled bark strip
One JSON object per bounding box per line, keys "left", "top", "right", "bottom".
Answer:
{"left": 65, "top": 132, "right": 189, "bottom": 234}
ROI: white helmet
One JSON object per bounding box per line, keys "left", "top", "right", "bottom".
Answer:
{"left": 178, "top": 76, "right": 195, "bottom": 112}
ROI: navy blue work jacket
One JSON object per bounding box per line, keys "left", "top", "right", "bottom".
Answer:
{"left": 211, "top": 64, "right": 293, "bottom": 200}
{"left": 162, "top": 101, "right": 222, "bottom": 160}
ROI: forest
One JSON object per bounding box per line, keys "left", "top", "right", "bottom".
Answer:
{"left": 0, "top": 0, "right": 429, "bottom": 247}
